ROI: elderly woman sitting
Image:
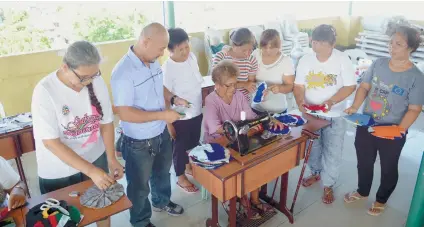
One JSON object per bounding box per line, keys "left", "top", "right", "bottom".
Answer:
{"left": 203, "top": 60, "right": 284, "bottom": 218}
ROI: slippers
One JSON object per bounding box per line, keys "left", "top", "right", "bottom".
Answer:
{"left": 301, "top": 174, "right": 321, "bottom": 187}
{"left": 176, "top": 182, "right": 199, "bottom": 194}
{"left": 344, "top": 191, "right": 367, "bottom": 204}
{"left": 367, "top": 202, "right": 386, "bottom": 216}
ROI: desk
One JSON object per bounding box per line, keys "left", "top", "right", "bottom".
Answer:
{"left": 23, "top": 180, "right": 132, "bottom": 226}
{"left": 0, "top": 127, "right": 34, "bottom": 197}
{"left": 192, "top": 114, "right": 330, "bottom": 227}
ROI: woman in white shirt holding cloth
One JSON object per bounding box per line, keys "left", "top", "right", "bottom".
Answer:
{"left": 31, "top": 41, "right": 124, "bottom": 227}
{"left": 251, "top": 29, "right": 295, "bottom": 114}
{"left": 163, "top": 28, "right": 203, "bottom": 194}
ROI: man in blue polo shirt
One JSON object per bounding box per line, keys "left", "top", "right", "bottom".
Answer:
{"left": 111, "top": 23, "right": 187, "bottom": 227}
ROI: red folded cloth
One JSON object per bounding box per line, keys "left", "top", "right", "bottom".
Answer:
{"left": 303, "top": 104, "right": 328, "bottom": 113}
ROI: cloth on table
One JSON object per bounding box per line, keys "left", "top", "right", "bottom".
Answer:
{"left": 189, "top": 143, "right": 231, "bottom": 170}
{"left": 80, "top": 183, "right": 125, "bottom": 209}
{"left": 368, "top": 125, "right": 406, "bottom": 140}
{"left": 272, "top": 112, "right": 307, "bottom": 127}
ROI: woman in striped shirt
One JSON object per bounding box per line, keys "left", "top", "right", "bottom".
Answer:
{"left": 213, "top": 28, "right": 258, "bottom": 100}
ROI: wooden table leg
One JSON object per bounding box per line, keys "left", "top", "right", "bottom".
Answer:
{"left": 228, "top": 197, "right": 237, "bottom": 227}
{"left": 206, "top": 195, "right": 219, "bottom": 227}
{"left": 290, "top": 139, "right": 314, "bottom": 213}
{"left": 278, "top": 173, "right": 294, "bottom": 223}
{"left": 12, "top": 136, "right": 30, "bottom": 198}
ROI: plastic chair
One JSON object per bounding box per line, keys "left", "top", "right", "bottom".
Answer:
{"left": 0, "top": 102, "right": 5, "bottom": 118}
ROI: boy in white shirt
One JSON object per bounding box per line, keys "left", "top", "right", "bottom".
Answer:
{"left": 294, "top": 24, "right": 356, "bottom": 204}
{"left": 163, "top": 28, "right": 203, "bottom": 194}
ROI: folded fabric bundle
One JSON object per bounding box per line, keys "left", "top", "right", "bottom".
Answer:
{"left": 189, "top": 143, "right": 231, "bottom": 170}
{"left": 344, "top": 113, "right": 376, "bottom": 127}
{"left": 368, "top": 125, "right": 406, "bottom": 140}
{"left": 253, "top": 82, "right": 267, "bottom": 103}
{"left": 273, "top": 113, "right": 307, "bottom": 126}
{"left": 303, "top": 104, "right": 328, "bottom": 113}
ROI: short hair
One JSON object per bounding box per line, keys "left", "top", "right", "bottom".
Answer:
{"left": 391, "top": 25, "right": 421, "bottom": 53}
{"left": 229, "top": 28, "right": 255, "bottom": 47}
{"left": 260, "top": 29, "right": 281, "bottom": 49}
{"left": 167, "top": 28, "right": 189, "bottom": 50}
{"left": 212, "top": 60, "right": 239, "bottom": 84}
{"left": 311, "top": 24, "right": 337, "bottom": 45}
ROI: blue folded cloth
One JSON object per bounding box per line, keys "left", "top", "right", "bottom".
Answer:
{"left": 253, "top": 82, "right": 266, "bottom": 103}
{"left": 344, "top": 113, "right": 375, "bottom": 127}
{"left": 206, "top": 143, "right": 226, "bottom": 161}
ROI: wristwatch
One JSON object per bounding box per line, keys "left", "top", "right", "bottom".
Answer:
{"left": 170, "top": 95, "right": 177, "bottom": 106}
{"left": 13, "top": 183, "right": 26, "bottom": 195}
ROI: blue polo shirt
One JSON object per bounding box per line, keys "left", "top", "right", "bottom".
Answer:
{"left": 111, "top": 46, "right": 166, "bottom": 140}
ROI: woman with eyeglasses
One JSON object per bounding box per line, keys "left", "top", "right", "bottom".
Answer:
{"left": 204, "top": 60, "right": 285, "bottom": 218}
{"left": 213, "top": 28, "right": 258, "bottom": 101}
{"left": 344, "top": 26, "right": 424, "bottom": 216}
{"left": 31, "top": 41, "right": 124, "bottom": 227}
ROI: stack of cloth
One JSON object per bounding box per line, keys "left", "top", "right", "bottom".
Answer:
{"left": 189, "top": 143, "right": 231, "bottom": 170}
{"left": 368, "top": 125, "right": 406, "bottom": 140}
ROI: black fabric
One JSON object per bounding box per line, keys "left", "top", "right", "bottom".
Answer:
{"left": 172, "top": 114, "right": 203, "bottom": 176}
{"left": 25, "top": 200, "right": 78, "bottom": 227}
{"left": 355, "top": 126, "right": 406, "bottom": 204}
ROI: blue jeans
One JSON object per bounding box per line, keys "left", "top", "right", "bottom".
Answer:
{"left": 308, "top": 116, "right": 347, "bottom": 187}
{"left": 121, "top": 129, "right": 172, "bottom": 227}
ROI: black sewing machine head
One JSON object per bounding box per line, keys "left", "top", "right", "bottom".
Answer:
{"left": 223, "top": 113, "right": 281, "bottom": 156}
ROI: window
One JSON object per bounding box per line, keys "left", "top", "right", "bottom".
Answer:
{"left": 352, "top": 1, "right": 424, "bottom": 21}
{"left": 174, "top": 2, "right": 350, "bottom": 32}
{"left": 0, "top": 1, "right": 164, "bottom": 56}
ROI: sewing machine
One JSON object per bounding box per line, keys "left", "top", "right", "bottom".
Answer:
{"left": 223, "top": 112, "right": 282, "bottom": 156}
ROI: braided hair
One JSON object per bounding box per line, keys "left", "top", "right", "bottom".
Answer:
{"left": 63, "top": 41, "right": 103, "bottom": 119}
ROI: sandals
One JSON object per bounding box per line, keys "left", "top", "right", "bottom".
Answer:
{"left": 322, "top": 187, "right": 335, "bottom": 204}
{"left": 250, "top": 201, "right": 275, "bottom": 214}
{"left": 239, "top": 198, "right": 262, "bottom": 220}
{"left": 344, "top": 191, "right": 367, "bottom": 204}
{"left": 176, "top": 182, "right": 199, "bottom": 194}
{"left": 367, "top": 202, "right": 386, "bottom": 216}
{"left": 302, "top": 174, "right": 321, "bottom": 187}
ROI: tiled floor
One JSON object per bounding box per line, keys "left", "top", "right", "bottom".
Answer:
{"left": 12, "top": 113, "right": 424, "bottom": 227}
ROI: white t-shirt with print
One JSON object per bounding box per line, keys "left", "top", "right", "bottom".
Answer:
{"left": 295, "top": 49, "right": 356, "bottom": 114}
{"left": 162, "top": 52, "right": 204, "bottom": 119}
{"left": 31, "top": 72, "right": 114, "bottom": 179}
{"left": 0, "top": 156, "right": 20, "bottom": 190}
{"left": 251, "top": 49, "right": 295, "bottom": 113}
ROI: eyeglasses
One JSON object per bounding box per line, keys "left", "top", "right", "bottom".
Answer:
{"left": 71, "top": 68, "right": 101, "bottom": 84}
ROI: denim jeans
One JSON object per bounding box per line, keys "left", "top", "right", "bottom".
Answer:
{"left": 121, "top": 129, "right": 172, "bottom": 227}
{"left": 308, "top": 116, "right": 347, "bottom": 187}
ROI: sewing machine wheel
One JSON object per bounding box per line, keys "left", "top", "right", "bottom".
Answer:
{"left": 223, "top": 120, "right": 237, "bottom": 143}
